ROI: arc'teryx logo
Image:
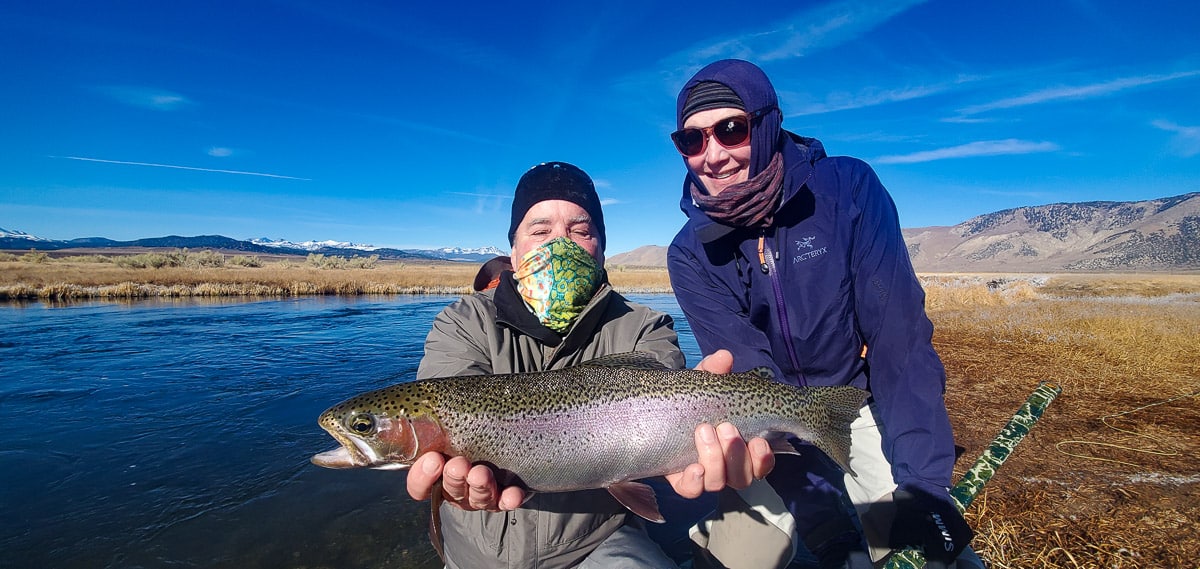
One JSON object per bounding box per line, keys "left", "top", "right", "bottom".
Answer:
{"left": 792, "top": 235, "right": 827, "bottom": 263}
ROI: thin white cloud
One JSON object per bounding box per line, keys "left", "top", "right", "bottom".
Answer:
{"left": 207, "top": 147, "right": 234, "bottom": 157}
{"left": 958, "top": 70, "right": 1200, "bottom": 116}
{"left": 98, "top": 86, "right": 192, "bottom": 110}
{"left": 874, "top": 139, "right": 1060, "bottom": 164}
{"left": 639, "top": 0, "right": 929, "bottom": 95}
{"left": 55, "top": 156, "right": 310, "bottom": 180}
{"left": 450, "top": 191, "right": 508, "bottom": 199}
{"left": 706, "top": 0, "right": 928, "bottom": 64}
{"left": 1152, "top": 120, "right": 1200, "bottom": 157}
{"left": 786, "top": 75, "right": 984, "bottom": 116}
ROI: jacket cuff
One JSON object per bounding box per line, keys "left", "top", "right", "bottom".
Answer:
{"left": 896, "top": 479, "right": 957, "bottom": 511}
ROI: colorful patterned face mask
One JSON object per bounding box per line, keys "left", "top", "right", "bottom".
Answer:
{"left": 514, "top": 237, "right": 602, "bottom": 333}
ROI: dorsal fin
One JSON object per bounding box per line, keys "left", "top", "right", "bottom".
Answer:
{"left": 581, "top": 351, "right": 669, "bottom": 370}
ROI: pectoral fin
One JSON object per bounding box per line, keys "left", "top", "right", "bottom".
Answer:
{"left": 607, "top": 480, "right": 664, "bottom": 523}
{"left": 765, "top": 433, "right": 800, "bottom": 455}
{"left": 429, "top": 479, "right": 445, "bottom": 562}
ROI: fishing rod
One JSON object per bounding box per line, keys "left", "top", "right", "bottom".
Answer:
{"left": 885, "top": 381, "right": 1063, "bottom": 569}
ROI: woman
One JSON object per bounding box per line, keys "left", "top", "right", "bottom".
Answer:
{"left": 667, "top": 59, "right": 981, "bottom": 568}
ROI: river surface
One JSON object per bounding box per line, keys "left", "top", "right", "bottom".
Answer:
{"left": 0, "top": 294, "right": 710, "bottom": 568}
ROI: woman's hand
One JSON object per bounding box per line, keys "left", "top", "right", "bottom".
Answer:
{"left": 666, "top": 350, "right": 776, "bottom": 498}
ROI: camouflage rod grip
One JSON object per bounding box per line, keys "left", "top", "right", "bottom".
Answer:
{"left": 884, "top": 381, "right": 1063, "bottom": 569}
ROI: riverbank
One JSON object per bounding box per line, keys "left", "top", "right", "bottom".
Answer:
{"left": 0, "top": 255, "right": 673, "bottom": 300}
{"left": 4, "top": 250, "right": 1200, "bottom": 301}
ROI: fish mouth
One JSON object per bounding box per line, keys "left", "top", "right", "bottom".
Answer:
{"left": 311, "top": 445, "right": 364, "bottom": 468}
{"left": 310, "top": 443, "right": 412, "bottom": 471}
{"left": 312, "top": 422, "right": 378, "bottom": 469}
{"left": 311, "top": 429, "right": 413, "bottom": 470}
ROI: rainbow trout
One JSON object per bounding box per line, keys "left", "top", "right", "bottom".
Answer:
{"left": 312, "top": 352, "right": 866, "bottom": 524}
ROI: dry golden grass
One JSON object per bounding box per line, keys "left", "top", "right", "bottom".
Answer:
{"left": 605, "top": 266, "right": 674, "bottom": 292}
{"left": 0, "top": 259, "right": 487, "bottom": 299}
{"left": 924, "top": 274, "right": 1200, "bottom": 568}
{"left": 0, "top": 256, "right": 676, "bottom": 299}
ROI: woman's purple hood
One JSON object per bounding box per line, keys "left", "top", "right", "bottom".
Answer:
{"left": 676, "top": 59, "right": 783, "bottom": 178}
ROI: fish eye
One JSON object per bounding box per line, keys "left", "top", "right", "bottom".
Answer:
{"left": 346, "top": 413, "right": 376, "bottom": 435}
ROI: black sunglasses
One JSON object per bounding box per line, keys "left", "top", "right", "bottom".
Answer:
{"left": 671, "top": 107, "right": 775, "bottom": 157}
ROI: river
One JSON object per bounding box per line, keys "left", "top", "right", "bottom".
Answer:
{"left": 0, "top": 294, "right": 708, "bottom": 568}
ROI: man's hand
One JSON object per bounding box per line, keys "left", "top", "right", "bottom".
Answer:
{"left": 406, "top": 452, "right": 525, "bottom": 512}
{"left": 665, "top": 350, "right": 776, "bottom": 499}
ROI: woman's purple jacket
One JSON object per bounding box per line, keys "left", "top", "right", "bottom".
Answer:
{"left": 668, "top": 59, "right": 958, "bottom": 509}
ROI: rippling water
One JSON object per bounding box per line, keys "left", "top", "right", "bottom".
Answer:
{"left": 0, "top": 294, "right": 704, "bottom": 568}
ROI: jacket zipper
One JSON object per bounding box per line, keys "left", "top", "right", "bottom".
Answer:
{"left": 758, "top": 233, "right": 807, "bottom": 386}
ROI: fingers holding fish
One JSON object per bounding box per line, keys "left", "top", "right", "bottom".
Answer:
{"left": 696, "top": 422, "right": 730, "bottom": 493}
{"left": 666, "top": 422, "right": 776, "bottom": 497}
{"left": 695, "top": 349, "right": 733, "bottom": 374}
{"left": 717, "top": 422, "right": 753, "bottom": 489}
{"left": 665, "top": 463, "right": 707, "bottom": 499}
{"left": 406, "top": 452, "right": 445, "bottom": 501}
{"left": 405, "top": 454, "right": 489, "bottom": 510}
{"left": 681, "top": 351, "right": 776, "bottom": 491}
{"left": 747, "top": 436, "right": 775, "bottom": 481}
{"left": 497, "top": 485, "right": 525, "bottom": 511}
{"left": 441, "top": 457, "right": 480, "bottom": 508}
{"left": 464, "top": 463, "right": 499, "bottom": 510}
{"left": 405, "top": 451, "right": 526, "bottom": 512}
{"left": 453, "top": 459, "right": 526, "bottom": 512}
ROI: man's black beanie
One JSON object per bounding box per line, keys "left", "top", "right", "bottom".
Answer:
{"left": 508, "top": 162, "right": 606, "bottom": 251}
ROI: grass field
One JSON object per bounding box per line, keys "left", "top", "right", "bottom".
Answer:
{"left": 2, "top": 253, "right": 1197, "bottom": 566}
{"left": 0, "top": 252, "right": 673, "bottom": 298}
{"left": 925, "top": 274, "right": 1199, "bottom": 568}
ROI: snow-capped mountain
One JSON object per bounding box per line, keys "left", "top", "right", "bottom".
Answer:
{"left": 250, "top": 237, "right": 381, "bottom": 251}
{"left": 249, "top": 239, "right": 506, "bottom": 261}
{"left": 432, "top": 246, "right": 508, "bottom": 260}
{"left": 0, "top": 227, "right": 50, "bottom": 241}
{"left": 1, "top": 228, "right": 508, "bottom": 263}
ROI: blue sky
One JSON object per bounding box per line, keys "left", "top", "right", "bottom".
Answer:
{"left": 2, "top": 1, "right": 1197, "bottom": 255}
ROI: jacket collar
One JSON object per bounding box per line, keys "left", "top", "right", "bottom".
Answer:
{"left": 680, "top": 132, "right": 825, "bottom": 244}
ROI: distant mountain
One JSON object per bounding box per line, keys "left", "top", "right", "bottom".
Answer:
{"left": 904, "top": 192, "right": 1200, "bottom": 272}
{"left": 249, "top": 238, "right": 506, "bottom": 262}
{"left": 427, "top": 246, "right": 509, "bottom": 262}
{"left": 608, "top": 245, "right": 669, "bottom": 267}
{"left": 250, "top": 237, "right": 381, "bottom": 251}
{"left": 0, "top": 227, "right": 51, "bottom": 242}
{"left": 603, "top": 192, "right": 1200, "bottom": 272}
{"left": 0, "top": 231, "right": 507, "bottom": 263}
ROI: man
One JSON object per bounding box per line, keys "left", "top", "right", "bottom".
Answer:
{"left": 404, "top": 161, "right": 772, "bottom": 568}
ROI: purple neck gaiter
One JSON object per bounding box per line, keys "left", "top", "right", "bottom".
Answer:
{"left": 689, "top": 151, "right": 784, "bottom": 228}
